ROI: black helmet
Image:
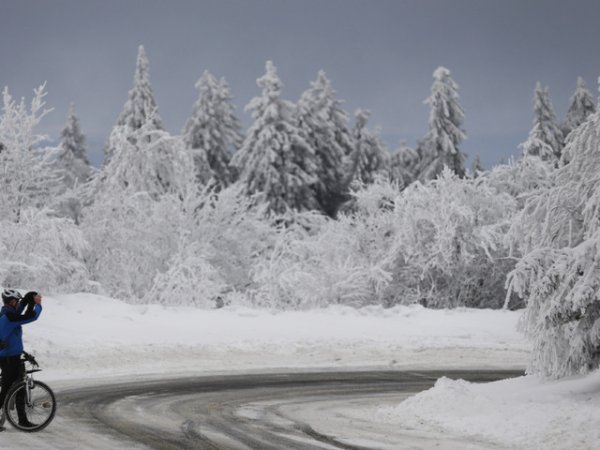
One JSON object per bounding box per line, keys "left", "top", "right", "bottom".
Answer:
{"left": 2, "top": 289, "right": 22, "bottom": 304}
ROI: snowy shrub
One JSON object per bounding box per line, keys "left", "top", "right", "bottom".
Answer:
{"left": 388, "top": 169, "right": 517, "bottom": 308}
{"left": 82, "top": 192, "right": 180, "bottom": 300}
{"left": 0, "top": 208, "right": 88, "bottom": 293}
{"left": 251, "top": 209, "right": 393, "bottom": 308}
{"left": 144, "top": 242, "right": 226, "bottom": 307}
{"left": 173, "top": 184, "right": 277, "bottom": 297}
{"left": 485, "top": 156, "right": 554, "bottom": 205}
{"left": 486, "top": 156, "right": 555, "bottom": 258}
{"left": 506, "top": 108, "right": 600, "bottom": 378}
{"left": 89, "top": 183, "right": 278, "bottom": 305}
{"left": 252, "top": 172, "right": 517, "bottom": 310}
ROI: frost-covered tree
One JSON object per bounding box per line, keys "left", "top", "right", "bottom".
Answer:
{"left": 520, "top": 83, "right": 563, "bottom": 163}
{"left": 416, "top": 67, "right": 466, "bottom": 181}
{"left": 296, "top": 71, "right": 355, "bottom": 216}
{"left": 183, "top": 71, "right": 243, "bottom": 188}
{"left": 351, "top": 109, "right": 390, "bottom": 184}
{"left": 486, "top": 156, "right": 553, "bottom": 208}
{"left": 56, "top": 104, "right": 91, "bottom": 187}
{"left": 82, "top": 116, "right": 196, "bottom": 300}
{"left": 104, "top": 45, "right": 162, "bottom": 163}
{"left": 231, "top": 61, "right": 318, "bottom": 213}
{"left": 506, "top": 106, "right": 600, "bottom": 378}
{"left": 562, "top": 77, "right": 595, "bottom": 139}
{"left": 390, "top": 141, "right": 418, "bottom": 186}
{"left": 88, "top": 116, "right": 194, "bottom": 202}
{"left": 0, "top": 86, "right": 88, "bottom": 292}
{"left": 0, "top": 85, "right": 62, "bottom": 220}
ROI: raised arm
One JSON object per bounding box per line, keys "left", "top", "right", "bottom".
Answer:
{"left": 5, "top": 303, "right": 42, "bottom": 326}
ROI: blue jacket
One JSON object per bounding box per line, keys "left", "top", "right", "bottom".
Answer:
{"left": 0, "top": 294, "right": 42, "bottom": 357}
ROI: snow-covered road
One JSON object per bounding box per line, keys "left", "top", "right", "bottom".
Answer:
{"left": 2, "top": 370, "right": 521, "bottom": 450}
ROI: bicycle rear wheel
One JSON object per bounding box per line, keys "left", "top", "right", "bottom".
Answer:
{"left": 4, "top": 380, "right": 56, "bottom": 432}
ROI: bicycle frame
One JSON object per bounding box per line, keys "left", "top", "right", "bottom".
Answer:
{"left": 23, "top": 368, "right": 42, "bottom": 408}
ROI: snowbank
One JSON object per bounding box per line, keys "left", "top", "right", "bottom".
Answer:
{"left": 23, "top": 293, "right": 527, "bottom": 381}
{"left": 377, "top": 370, "right": 600, "bottom": 450}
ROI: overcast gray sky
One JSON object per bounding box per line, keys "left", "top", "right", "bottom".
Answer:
{"left": 2, "top": 0, "right": 599, "bottom": 167}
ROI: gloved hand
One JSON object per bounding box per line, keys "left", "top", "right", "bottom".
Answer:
{"left": 22, "top": 291, "right": 39, "bottom": 307}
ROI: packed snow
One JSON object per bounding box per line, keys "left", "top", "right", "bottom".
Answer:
{"left": 374, "top": 369, "right": 600, "bottom": 450}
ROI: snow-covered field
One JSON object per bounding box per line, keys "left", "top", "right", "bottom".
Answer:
{"left": 19, "top": 293, "right": 600, "bottom": 449}
{"left": 25, "top": 293, "right": 527, "bottom": 381}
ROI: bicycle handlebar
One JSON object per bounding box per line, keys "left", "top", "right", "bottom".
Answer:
{"left": 21, "top": 351, "right": 39, "bottom": 367}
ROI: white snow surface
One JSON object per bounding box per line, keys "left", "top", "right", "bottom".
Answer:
{"left": 375, "top": 370, "right": 600, "bottom": 450}
{"left": 26, "top": 293, "right": 527, "bottom": 382}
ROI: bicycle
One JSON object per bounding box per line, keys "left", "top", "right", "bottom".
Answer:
{"left": 1, "top": 352, "right": 56, "bottom": 432}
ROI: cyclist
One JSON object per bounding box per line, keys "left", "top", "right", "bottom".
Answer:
{"left": 0, "top": 289, "right": 42, "bottom": 429}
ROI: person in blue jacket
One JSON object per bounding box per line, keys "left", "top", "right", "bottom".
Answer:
{"left": 0, "top": 289, "right": 42, "bottom": 428}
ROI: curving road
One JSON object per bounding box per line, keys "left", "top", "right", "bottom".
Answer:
{"left": 9, "top": 370, "right": 523, "bottom": 449}
{"left": 51, "top": 371, "right": 522, "bottom": 450}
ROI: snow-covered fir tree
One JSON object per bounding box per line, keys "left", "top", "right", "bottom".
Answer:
{"left": 507, "top": 105, "right": 600, "bottom": 378}
{"left": 416, "top": 67, "right": 466, "bottom": 181}
{"left": 296, "top": 71, "right": 354, "bottom": 216}
{"left": 390, "top": 140, "right": 418, "bottom": 186}
{"left": 183, "top": 70, "right": 243, "bottom": 188}
{"left": 471, "top": 154, "right": 484, "bottom": 177}
{"left": 520, "top": 82, "right": 563, "bottom": 164}
{"left": 562, "top": 77, "right": 595, "bottom": 139}
{"left": 104, "top": 45, "right": 163, "bottom": 163}
{"left": 56, "top": 104, "right": 91, "bottom": 187}
{"left": 231, "top": 61, "right": 318, "bottom": 214}
{"left": 351, "top": 109, "right": 390, "bottom": 184}
{"left": 53, "top": 104, "right": 92, "bottom": 223}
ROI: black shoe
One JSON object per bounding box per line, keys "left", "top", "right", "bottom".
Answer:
{"left": 18, "top": 420, "right": 36, "bottom": 428}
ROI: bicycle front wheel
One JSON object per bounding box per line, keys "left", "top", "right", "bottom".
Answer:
{"left": 4, "top": 380, "right": 56, "bottom": 432}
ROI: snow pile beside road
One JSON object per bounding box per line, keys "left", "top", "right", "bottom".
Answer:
{"left": 378, "top": 370, "right": 600, "bottom": 450}
{"left": 23, "top": 293, "right": 528, "bottom": 381}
